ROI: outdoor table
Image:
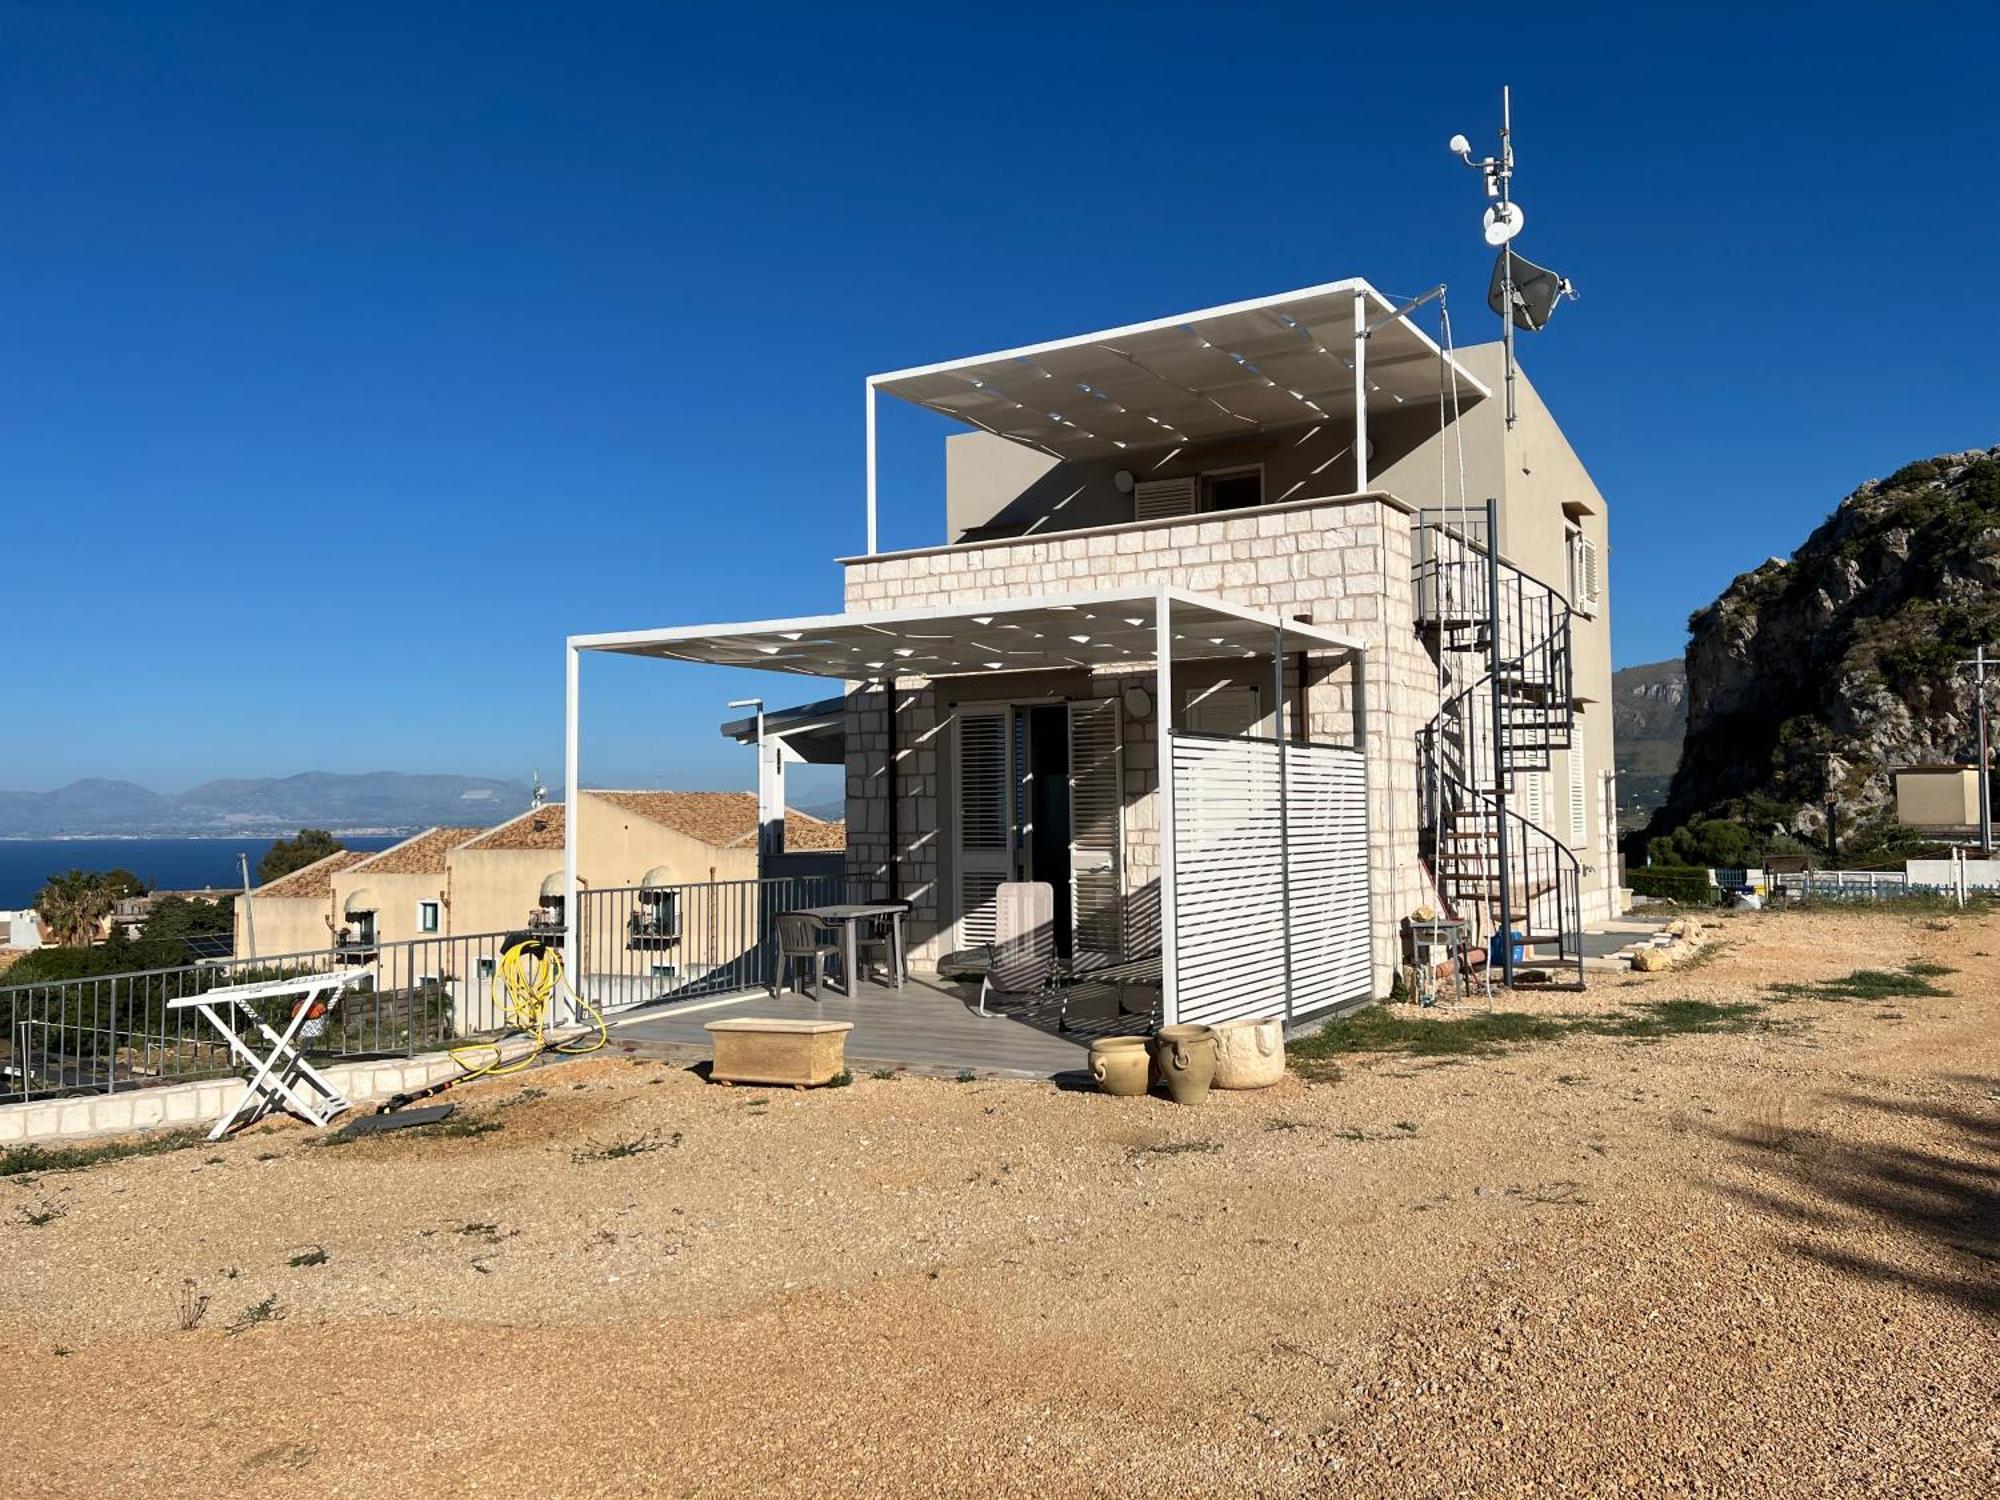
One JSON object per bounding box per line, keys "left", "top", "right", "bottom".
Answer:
{"left": 786, "top": 903, "right": 907, "bottom": 996}
{"left": 168, "top": 966, "right": 376, "bottom": 1140}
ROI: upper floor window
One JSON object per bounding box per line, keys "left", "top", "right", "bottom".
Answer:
{"left": 417, "top": 900, "right": 441, "bottom": 934}
{"left": 1203, "top": 468, "right": 1263, "bottom": 511}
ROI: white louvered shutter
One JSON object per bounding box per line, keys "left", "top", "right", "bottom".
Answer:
{"left": 1521, "top": 770, "right": 1545, "bottom": 827}
{"left": 1569, "top": 752, "right": 1587, "bottom": 847}
{"left": 1068, "top": 699, "right": 1124, "bottom": 956}
{"left": 955, "top": 710, "right": 1013, "bottom": 947}
{"left": 1134, "top": 477, "right": 1198, "bottom": 520}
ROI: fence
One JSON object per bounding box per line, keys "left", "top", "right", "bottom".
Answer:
{"left": 573, "top": 872, "right": 855, "bottom": 1013}
{"left": 1, "top": 929, "right": 518, "bottom": 1105}
{"left": 2, "top": 872, "right": 884, "bottom": 1107}
{"left": 1770, "top": 870, "right": 1919, "bottom": 901}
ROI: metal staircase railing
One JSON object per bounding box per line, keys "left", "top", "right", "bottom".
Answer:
{"left": 1415, "top": 500, "right": 1585, "bottom": 988}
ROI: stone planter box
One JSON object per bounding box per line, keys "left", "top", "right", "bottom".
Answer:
{"left": 705, "top": 1019, "right": 855, "bottom": 1088}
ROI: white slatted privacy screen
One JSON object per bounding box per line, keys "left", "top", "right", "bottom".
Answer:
{"left": 1170, "top": 734, "right": 1370, "bottom": 1027}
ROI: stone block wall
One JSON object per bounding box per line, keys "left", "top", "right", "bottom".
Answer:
{"left": 840, "top": 494, "right": 1441, "bottom": 989}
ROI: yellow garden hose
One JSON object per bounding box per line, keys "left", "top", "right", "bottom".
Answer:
{"left": 447, "top": 933, "right": 608, "bottom": 1083}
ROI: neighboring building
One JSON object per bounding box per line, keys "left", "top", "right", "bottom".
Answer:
{"left": 570, "top": 276, "right": 1617, "bottom": 1022}
{"left": 446, "top": 791, "right": 843, "bottom": 941}
{"left": 328, "top": 826, "right": 486, "bottom": 954}
{"left": 1893, "top": 766, "right": 1983, "bottom": 831}
{"left": 233, "top": 848, "right": 375, "bottom": 957}
{"left": 1, "top": 909, "right": 45, "bottom": 952}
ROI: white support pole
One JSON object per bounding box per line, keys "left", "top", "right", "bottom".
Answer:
{"left": 1155, "top": 587, "right": 1177, "bottom": 1027}
{"left": 563, "top": 642, "right": 581, "bottom": 1025}
{"left": 865, "top": 379, "right": 879, "bottom": 555}
{"left": 1352, "top": 290, "right": 1369, "bottom": 494}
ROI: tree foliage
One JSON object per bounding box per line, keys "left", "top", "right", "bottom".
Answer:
{"left": 33, "top": 869, "right": 121, "bottom": 947}
{"left": 257, "top": 829, "right": 344, "bottom": 885}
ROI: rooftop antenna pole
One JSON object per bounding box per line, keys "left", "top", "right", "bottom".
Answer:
{"left": 1450, "top": 85, "right": 1534, "bottom": 430}
{"left": 1498, "top": 86, "right": 1517, "bottom": 429}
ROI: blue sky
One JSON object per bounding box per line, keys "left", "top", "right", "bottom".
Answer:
{"left": 4, "top": 2, "right": 1995, "bottom": 801}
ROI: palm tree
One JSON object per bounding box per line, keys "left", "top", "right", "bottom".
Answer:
{"left": 34, "top": 869, "right": 119, "bottom": 947}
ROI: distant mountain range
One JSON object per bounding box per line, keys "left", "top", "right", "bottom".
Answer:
{"left": 1612, "top": 659, "right": 1688, "bottom": 830}
{"left": 0, "top": 773, "right": 535, "bottom": 837}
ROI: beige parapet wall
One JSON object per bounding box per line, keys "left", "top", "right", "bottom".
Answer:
{"left": 0, "top": 1036, "right": 554, "bottom": 1147}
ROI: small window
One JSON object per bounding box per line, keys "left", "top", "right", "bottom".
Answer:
{"left": 1203, "top": 469, "right": 1263, "bottom": 511}
{"left": 649, "top": 963, "right": 679, "bottom": 982}
{"left": 417, "top": 901, "right": 441, "bottom": 934}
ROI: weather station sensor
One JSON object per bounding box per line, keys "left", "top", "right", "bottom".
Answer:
{"left": 1447, "top": 86, "right": 1577, "bottom": 426}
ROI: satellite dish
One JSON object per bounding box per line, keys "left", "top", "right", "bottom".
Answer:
{"left": 1482, "top": 200, "right": 1525, "bottom": 246}
{"left": 1487, "top": 251, "right": 1574, "bottom": 332}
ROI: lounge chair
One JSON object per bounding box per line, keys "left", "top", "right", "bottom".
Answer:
{"left": 976, "top": 881, "right": 1068, "bottom": 1024}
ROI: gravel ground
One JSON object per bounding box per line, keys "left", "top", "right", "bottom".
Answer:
{"left": 1, "top": 906, "right": 1993, "bottom": 1497}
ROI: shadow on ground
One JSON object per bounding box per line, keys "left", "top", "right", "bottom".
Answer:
{"left": 1707, "top": 1076, "right": 1998, "bottom": 1322}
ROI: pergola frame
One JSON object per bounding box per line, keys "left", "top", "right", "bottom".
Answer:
{"left": 860, "top": 277, "right": 1486, "bottom": 555}
{"left": 565, "top": 587, "right": 1367, "bottom": 1023}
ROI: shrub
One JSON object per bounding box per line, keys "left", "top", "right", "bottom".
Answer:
{"left": 1628, "top": 866, "right": 1718, "bottom": 905}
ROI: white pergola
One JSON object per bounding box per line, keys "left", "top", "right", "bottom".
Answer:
{"left": 565, "top": 586, "right": 1366, "bottom": 1019}
{"left": 862, "top": 277, "right": 1489, "bottom": 551}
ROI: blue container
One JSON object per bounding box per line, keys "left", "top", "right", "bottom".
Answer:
{"left": 1489, "top": 930, "right": 1526, "bottom": 967}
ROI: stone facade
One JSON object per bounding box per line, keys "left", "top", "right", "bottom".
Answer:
{"left": 840, "top": 493, "right": 1439, "bottom": 989}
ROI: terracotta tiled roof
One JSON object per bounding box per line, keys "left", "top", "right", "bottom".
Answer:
{"left": 460, "top": 806, "right": 565, "bottom": 852}
{"left": 351, "top": 826, "right": 486, "bottom": 876}
{"left": 254, "top": 848, "right": 373, "bottom": 901}
{"left": 781, "top": 815, "right": 846, "bottom": 852}
{"left": 458, "top": 793, "right": 844, "bottom": 854}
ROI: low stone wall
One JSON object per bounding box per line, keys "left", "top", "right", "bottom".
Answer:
{"left": 0, "top": 1046, "right": 524, "bottom": 1147}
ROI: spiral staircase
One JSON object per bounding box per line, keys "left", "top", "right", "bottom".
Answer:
{"left": 1415, "top": 502, "right": 1585, "bottom": 988}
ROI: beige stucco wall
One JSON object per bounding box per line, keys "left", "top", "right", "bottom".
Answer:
{"left": 843, "top": 493, "right": 1427, "bottom": 992}
{"left": 329, "top": 869, "right": 452, "bottom": 949}
{"left": 445, "top": 795, "right": 762, "bottom": 942}
{"left": 1895, "top": 769, "right": 1980, "bottom": 828}
{"left": 231, "top": 895, "right": 332, "bottom": 960}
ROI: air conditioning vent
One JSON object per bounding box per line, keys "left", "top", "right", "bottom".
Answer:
{"left": 1134, "top": 477, "right": 1198, "bottom": 521}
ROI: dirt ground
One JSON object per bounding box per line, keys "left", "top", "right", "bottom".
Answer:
{"left": 1, "top": 906, "right": 1993, "bottom": 1498}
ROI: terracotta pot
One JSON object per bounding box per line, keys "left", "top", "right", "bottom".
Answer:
{"left": 1150, "top": 1024, "right": 1218, "bottom": 1106}
{"left": 1088, "top": 1036, "right": 1153, "bottom": 1097}
{"left": 1211, "top": 1017, "right": 1285, "bottom": 1089}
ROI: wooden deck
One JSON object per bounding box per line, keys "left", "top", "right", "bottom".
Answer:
{"left": 605, "top": 969, "right": 1158, "bottom": 1079}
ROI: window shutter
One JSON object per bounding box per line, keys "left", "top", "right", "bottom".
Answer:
{"left": 1569, "top": 752, "right": 1587, "bottom": 847}
{"left": 1068, "top": 700, "right": 1125, "bottom": 956}
{"left": 1579, "top": 535, "right": 1601, "bottom": 611}
{"left": 1134, "top": 477, "right": 1198, "bottom": 521}
{"left": 955, "top": 711, "right": 1013, "bottom": 947}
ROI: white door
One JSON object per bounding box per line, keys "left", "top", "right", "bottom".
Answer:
{"left": 954, "top": 707, "right": 1015, "bottom": 948}
{"left": 1068, "top": 698, "right": 1124, "bottom": 958}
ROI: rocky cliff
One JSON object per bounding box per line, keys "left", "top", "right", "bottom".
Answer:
{"left": 1612, "top": 659, "right": 1687, "bottom": 827}
{"left": 1658, "top": 447, "right": 2000, "bottom": 843}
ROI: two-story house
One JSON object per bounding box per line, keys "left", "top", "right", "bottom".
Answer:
{"left": 567, "top": 278, "right": 1615, "bottom": 1029}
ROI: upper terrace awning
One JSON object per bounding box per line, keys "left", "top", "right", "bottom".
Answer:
{"left": 870, "top": 279, "right": 1489, "bottom": 462}
{"left": 573, "top": 588, "right": 1363, "bottom": 681}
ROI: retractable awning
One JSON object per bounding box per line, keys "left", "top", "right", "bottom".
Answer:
{"left": 869, "top": 279, "right": 1487, "bottom": 462}
{"left": 572, "top": 587, "right": 1364, "bottom": 681}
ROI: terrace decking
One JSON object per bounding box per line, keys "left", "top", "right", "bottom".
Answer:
{"left": 608, "top": 971, "right": 1154, "bottom": 1078}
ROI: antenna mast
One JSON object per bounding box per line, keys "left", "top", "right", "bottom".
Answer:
{"left": 1497, "top": 86, "right": 1517, "bottom": 428}
{"left": 1450, "top": 85, "right": 1570, "bottom": 431}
